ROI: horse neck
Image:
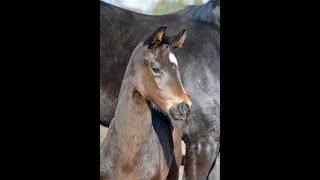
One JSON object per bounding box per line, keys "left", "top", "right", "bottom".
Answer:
{"left": 112, "top": 73, "right": 153, "bottom": 141}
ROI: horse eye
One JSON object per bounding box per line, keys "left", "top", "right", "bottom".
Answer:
{"left": 152, "top": 67, "right": 160, "bottom": 73}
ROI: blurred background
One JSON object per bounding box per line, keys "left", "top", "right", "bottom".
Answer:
{"left": 102, "top": 0, "right": 210, "bottom": 15}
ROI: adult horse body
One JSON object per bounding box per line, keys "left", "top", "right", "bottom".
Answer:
{"left": 100, "top": 26, "right": 191, "bottom": 180}
{"left": 100, "top": 0, "right": 220, "bottom": 179}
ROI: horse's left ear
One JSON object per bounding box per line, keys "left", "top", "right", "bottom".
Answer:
{"left": 170, "top": 29, "right": 187, "bottom": 49}
{"left": 146, "top": 25, "right": 167, "bottom": 49}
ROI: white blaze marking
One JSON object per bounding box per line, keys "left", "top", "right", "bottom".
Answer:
{"left": 169, "top": 53, "right": 178, "bottom": 66}
{"left": 180, "top": 80, "right": 186, "bottom": 93}
{"left": 169, "top": 53, "right": 186, "bottom": 94}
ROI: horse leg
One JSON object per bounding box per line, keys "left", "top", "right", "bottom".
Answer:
{"left": 207, "top": 151, "right": 220, "bottom": 180}
{"left": 166, "top": 156, "right": 179, "bottom": 180}
{"left": 183, "top": 138, "right": 219, "bottom": 180}
{"left": 167, "top": 121, "right": 183, "bottom": 180}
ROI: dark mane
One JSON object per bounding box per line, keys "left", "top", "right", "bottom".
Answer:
{"left": 177, "top": 0, "right": 220, "bottom": 24}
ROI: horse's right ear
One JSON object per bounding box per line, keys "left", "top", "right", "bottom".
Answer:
{"left": 170, "top": 29, "right": 187, "bottom": 49}
{"left": 145, "top": 25, "right": 167, "bottom": 49}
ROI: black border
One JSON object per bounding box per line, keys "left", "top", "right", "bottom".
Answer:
{"left": 2, "top": 1, "right": 100, "bottom": 179}
{"left": 221, "top": 0, "right": 318, "bottom": 179}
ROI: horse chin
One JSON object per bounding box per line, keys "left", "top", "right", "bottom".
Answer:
{"left": 149, "top": 102, "right": 168, "bottom": 115}
{"left": 169, "top": 108, "right": 188, "bottom": 121}
{"left": 148, "top": 101, "right": 186, "bottom": 121}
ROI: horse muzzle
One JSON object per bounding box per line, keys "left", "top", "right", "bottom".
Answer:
{"left": 169, "top": 102, "right": 191, "bottom": 121}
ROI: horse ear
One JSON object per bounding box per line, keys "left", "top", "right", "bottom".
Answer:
{"left": 146, "top": 25, "right": 167, "bottom": 49}
{"left": 170, "top": 29, "right": 187, "bottom": 49}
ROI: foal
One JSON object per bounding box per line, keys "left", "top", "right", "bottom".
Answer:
{"left": 100, "top": 26, "right": 191, "bottom": 180}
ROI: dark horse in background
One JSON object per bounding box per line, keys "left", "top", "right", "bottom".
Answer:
{"left": 100, "top": 0, "right": 220, "bottom": 179}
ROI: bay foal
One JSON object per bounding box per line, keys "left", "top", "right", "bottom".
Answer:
{"left": 100, "top": 26, "right": 191, "bottom": 180}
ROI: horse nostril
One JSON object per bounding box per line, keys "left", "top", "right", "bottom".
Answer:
{"left": 178, "top": 102, "right": 190, "bottom": 116}
{"left": 170, "top": 103, "right": 191, "bottom": 121}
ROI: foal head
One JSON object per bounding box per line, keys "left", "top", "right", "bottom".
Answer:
{"left": 129, "top": 25, "right": 191, "bottom": 121}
